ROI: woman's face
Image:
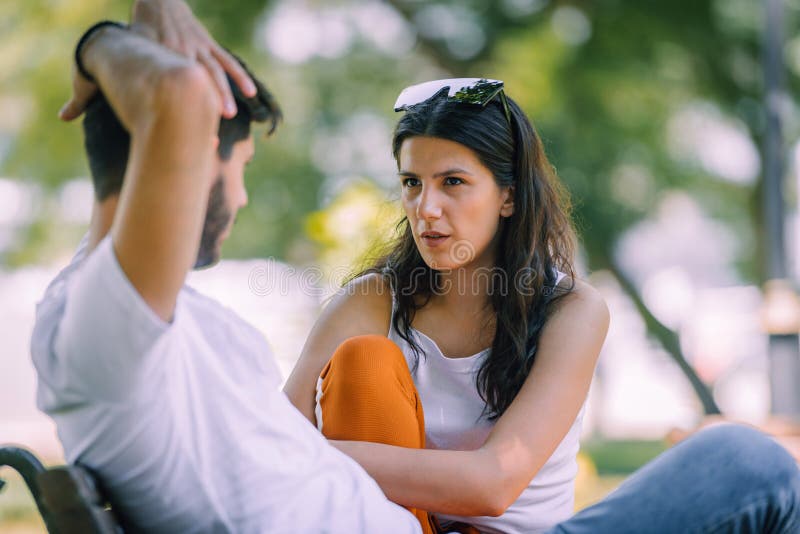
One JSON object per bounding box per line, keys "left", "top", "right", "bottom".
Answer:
{"left": 398, "top": 136, "right": 514, "bottom": 271}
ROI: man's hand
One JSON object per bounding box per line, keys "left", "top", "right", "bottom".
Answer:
{"left": 59, "top": 63, "right": 100, "bottom": 122}
{"left": 60, "top": 0, "right": 256, "bottom": 121}
{"left": 130, "top": 0, "right": 256, "bottom": 117}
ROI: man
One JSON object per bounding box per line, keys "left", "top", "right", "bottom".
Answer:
{"left": 30, "top": 1, "right": 421, "bottom": 532}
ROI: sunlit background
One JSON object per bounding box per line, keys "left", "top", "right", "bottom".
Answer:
{"left": 2, "top": 0, "right": 800, "bottom": 531}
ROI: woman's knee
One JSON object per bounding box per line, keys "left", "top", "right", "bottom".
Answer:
{"left": 329, "top": 335, "right": 407, "bottom": 378}
{"left": 322, "top": 335, "right": 416, "bottom": 399}
{"left": 318, "top": 335, "right": 423, "bottom": 447}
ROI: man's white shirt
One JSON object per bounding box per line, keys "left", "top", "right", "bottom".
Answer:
{"left": 31, "top": 236, "right": 420, "bottom": 533}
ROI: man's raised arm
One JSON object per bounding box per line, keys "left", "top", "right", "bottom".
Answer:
{"left": 80, "top": 26, "right": 220, "bottom": 321}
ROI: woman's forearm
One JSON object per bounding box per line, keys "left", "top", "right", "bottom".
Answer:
{"left": 330, "top": 440, "right": 511, "bottom": 517}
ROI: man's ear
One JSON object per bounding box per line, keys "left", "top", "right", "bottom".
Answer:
{"left": 500, "top": 186, "right": 515, "bottom": 217}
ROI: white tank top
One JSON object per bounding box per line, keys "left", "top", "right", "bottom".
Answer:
{"left": 388, "top": 275, "right": 585, "bottom": 534}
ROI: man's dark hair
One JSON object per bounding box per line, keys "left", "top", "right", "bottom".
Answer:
{"left": 83, "top": 56, "right": 281, "bottom": 201}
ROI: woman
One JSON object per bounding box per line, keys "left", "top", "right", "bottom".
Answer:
{"left": 285, "top": 79, "right": 800, "bottom": 534}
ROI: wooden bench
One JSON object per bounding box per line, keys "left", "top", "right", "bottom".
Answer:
{"left": 0, "top": 445, "right": 122, "bottom": 533}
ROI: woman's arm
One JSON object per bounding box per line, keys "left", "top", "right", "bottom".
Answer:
{"left": 331, "top": 280, "right": 610, "bottom": 517}
{"left": 283, "top": 274, "right": 393, "bottom": 423}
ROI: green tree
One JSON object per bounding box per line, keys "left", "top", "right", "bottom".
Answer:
{"left": 4, "top": 0, "right": 799, "bottom": 414}
{"left": 382, "top": 0, "right": 800, "bottom": 413}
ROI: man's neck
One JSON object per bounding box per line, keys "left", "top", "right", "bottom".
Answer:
{"left": 87, "top": 195, "right": 118, "bottom": 253}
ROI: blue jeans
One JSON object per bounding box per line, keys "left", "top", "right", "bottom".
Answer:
{"left": 548, "top": 424, "right": 800, "bottom": 533}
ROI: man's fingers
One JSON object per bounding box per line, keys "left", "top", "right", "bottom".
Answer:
{"left": 129, "top": 0, "right": 256, "bottom": 102}
{"left": 129, "top": 21, "right": 159, "bottom": 42}
{"left": 59, "top": 77, "right": 98, "bottom": 121}
{"left": 198, "top": 50, "right": 235, "bottom": 117}
{"left": 59, "top": 91, "right": 93, "bottom": 121}
{"left": 59, "top": 98, "right": 85, "bottom": 121}
{"left": 171, "top": 22, "right": 196, "bottom": 57}
{"left": 212, "top": 46, "right": 256, "bottom": 97}
{"left": 128, "top": 0, "right": 254, "bottom": 112}
{"left": 160, "top": 22, "right": 181, "bottom": 54}
{"left": 58, "top": 99, "right": 77, "bottom": 121}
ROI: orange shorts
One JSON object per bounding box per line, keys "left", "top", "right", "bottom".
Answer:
{"left": 316, "top": 335, "right": 479, "bottom": 534}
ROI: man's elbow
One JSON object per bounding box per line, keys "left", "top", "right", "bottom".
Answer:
{"left": 151, "top": 64, "right": 218, "bottom": 124}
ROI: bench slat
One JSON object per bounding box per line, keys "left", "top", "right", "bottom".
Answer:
{"left": 38, "top": 466, "right": 122, "bottom": 534}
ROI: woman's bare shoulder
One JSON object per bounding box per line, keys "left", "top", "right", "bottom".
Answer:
{"left": 532, "top": 276, "right": 609, "bottom": 371}
{"left": 323, "top": 272, "right": 394, "bottom": 332}
{"left": 339, "top": 272, "right": 393, "bottom": 305}
{"left": 550, "top": 277, "right": 609, "bottom": 327}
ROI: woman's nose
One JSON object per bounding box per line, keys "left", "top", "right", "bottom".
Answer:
{"left": 416, "top": 186, "right": 442, "bottom": 220}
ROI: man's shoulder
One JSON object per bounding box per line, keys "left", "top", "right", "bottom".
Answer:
{"left": 31, "top": 238, "right": 93, "bottom": 355}
{"left": 178, "top": 284, "right": 261, "bottom": 336}
{"left": 32, "top": 236, "right": 174, "bottom": 404}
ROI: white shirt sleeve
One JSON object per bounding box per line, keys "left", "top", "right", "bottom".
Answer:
{"left": 53, "top": 236, "right": 172, "bottom": 403}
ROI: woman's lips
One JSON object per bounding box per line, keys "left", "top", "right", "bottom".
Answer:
{"left": 420, "top": 234, "right": 450, "bottom": 248}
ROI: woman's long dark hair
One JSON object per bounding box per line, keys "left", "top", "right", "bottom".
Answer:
{"left": 359, "top": 91, "right": 576, "bottom": 420}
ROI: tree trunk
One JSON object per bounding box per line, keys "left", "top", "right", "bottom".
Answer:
{"left": 606, "top": 260, "right": 722, "bottom": 415}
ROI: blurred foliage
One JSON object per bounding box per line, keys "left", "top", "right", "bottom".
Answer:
{"left": 382, "top": 0, "right": 800, "bottom": 415}
{"left": 305, "top": 181, "right": 401, "bottom": 274}
{"left": 5, "top": 0, "right": 797, "bottom": 414}
{"left": 2, "top": 0, "right": 799, "bottom": 283}
{"left": 1, "top": 0, "right": 797, "bottom": 460}
{"left": 387, "top": 0, "right": 800, "bottom": 283}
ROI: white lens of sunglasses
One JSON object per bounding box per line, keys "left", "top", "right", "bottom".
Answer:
{"left": 393, "top": 78, "right": 503, "bottom": 111}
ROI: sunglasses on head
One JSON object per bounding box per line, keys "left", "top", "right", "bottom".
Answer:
{"left": 393, "top": 78, "right": 511, "bottom": 124}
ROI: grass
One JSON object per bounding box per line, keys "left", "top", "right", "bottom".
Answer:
{"left": 573, "top": 438, "right": 669, "bottom": 511}
{"left": 582, "top": 438, "right": 669, "bottom": 475}
{"left": 0, "top": 470, "right": 46, "bottom": 533}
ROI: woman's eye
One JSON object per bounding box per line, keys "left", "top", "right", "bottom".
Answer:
{"left": 444, "top": 176, "right": 463, "bottom": 186}
{"left": 402, "top": 178, "right": 420, "bottom": 188}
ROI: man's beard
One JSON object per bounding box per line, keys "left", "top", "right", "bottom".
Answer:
{"left": 194, "top": 176, "right": 232, "bottom": 269}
